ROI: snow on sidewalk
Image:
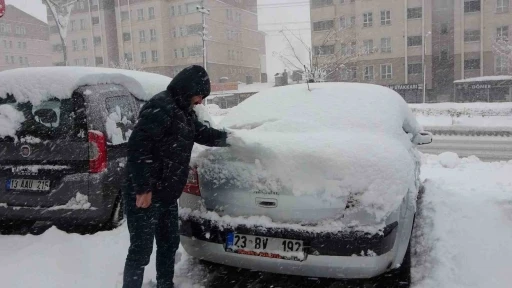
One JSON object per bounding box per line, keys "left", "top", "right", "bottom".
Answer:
{"left": 413, "top": 153, "right": 512, "bottom": 288}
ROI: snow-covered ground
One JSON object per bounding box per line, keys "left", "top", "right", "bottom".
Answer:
{"left": 1, "top": 153, "right": 511, "bottom": 287}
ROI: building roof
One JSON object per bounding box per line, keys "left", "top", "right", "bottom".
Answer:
{"left": 454, "top": 76, "right": 512, "bottom": 83}
{"left": 4, "top": 5, "right": 47, "bottom": 27}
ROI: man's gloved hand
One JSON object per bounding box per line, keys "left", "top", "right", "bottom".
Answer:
{"left": 225, "top": 129, "right": 245, "bottom": 147}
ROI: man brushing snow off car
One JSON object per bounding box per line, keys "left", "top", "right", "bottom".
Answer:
{"left": 122, "top": 65, "right": 238, "bottom": 288}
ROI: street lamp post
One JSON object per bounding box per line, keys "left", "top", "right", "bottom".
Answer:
{"left": 423, "top": 31, "right": 431, "bottom": 103}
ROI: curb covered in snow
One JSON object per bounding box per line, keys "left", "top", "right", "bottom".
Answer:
{"left": 424, "top": 126, "right": 512, "bottom": 137}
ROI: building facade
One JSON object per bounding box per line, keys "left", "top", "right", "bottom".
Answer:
{"left": 310, "top": 0, "right": 512, "bottom": 102}
{"left": 0, "top": 5, "right": 52, "bottom": 72}
{"left": 114, "top": 0, "right": 265, "bottom": 82}
{"left": 46, "top": 0, "right": 119, "bottom": 67}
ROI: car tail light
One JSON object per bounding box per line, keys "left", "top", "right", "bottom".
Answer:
{"left": 183, "top": 167, "right": 201, "bottom": 196}
{"left": 88, "top": 130, "right": 107, "bottom": 173}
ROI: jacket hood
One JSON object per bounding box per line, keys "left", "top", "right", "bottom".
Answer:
{"left": 167, "top": 65, "right": 211, "bottom": 111}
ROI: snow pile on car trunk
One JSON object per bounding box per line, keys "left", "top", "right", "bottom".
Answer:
{"left": 196, "top": 83, "right": 424, "bottom": 222}
{"left": 0, "top": 104, "right": 25, "bottom": 139}
{"left": 0, "top": 67, "right": 172, "bottom": 104}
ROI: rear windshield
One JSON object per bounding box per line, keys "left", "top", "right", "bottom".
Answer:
{"left": 0, "top": 94, "right": 86, "bottom": 142}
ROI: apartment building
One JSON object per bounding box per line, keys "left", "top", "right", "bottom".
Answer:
{"left": 310, "top": 0, "right": 512, "bottom": 102}
{"left": 46, "top": 0, "right": 119, "bottom": 67}
{"left": 115, "top": 0, "right": 265, "bottom": 83}
{"left": 0, "top": 5, "right": 52, "bottom": 72}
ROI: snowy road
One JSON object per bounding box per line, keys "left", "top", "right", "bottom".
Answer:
{"left": 0, "top": 154, "right": 511, "bottom": 288}
{"left": 417, "top": 135, "right": 512, "bottom": 162}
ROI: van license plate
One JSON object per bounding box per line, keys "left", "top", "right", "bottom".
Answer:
{"left": 7, "top": 179, "right": 51, "bottom": 191}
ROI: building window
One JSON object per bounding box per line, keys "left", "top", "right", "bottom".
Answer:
{"left": 464, "top": 59, "right": 481, "bottom": 70}
{"left": 313, "top": 45, "right": 335, "bottom": 55}
{"left": 150, "top": 29, "right": 157, "bottom": 41}
{"left": 179, "top": 26, "right": 186, "bottom": 37}
{"left": 235, "top": 12, "right": 241, "bottom": 23}
{"left": 70, "top": 20, "right": 76, "bottom": 31}
{"left": 19, "top": 56, "right": 23, "bottom": 65}
{"left": 2, "top": 40, "right": 7, "bottom": 48}
{"left": 363, "top": 66, "right": 374, "bottom": 80}
{"left": 170, "top": 6, "right": 175, "bottom": 16}
{"left": 96, "top": 57, "right": 104, "bottom": 65}
{"left": 83, "top": 58, "right": 89, "bottom": 66}
{"left": 497, "top": 0, "right": 509, "bottom": 12}
{"left": 82, "top": 38, "right": 88, "bottom": 50}
{"left": 407, "top": 36, "right": 422, "bottom": 47}
{"left": 381, "top": 37, "right": 392, "bottom": 53}
{"left": 311, "top": 0, "right": 333, "bottom": 8}
{"left": 25, "top": 57, "right": 28, "bottom": 66}
{"left": 17, "top": 41, "right": 21, "bottom": 49}
{"left": 340, "top": 16, "right": 355, "bottom": 28}
{"left": 9, "top": 40, "right": 12, "bottom": 48}
{"left": 174, "top": 49, "right": 178, "bottom": 58}
{"left": 94, "top": 36, "right": 102, "bottom": 46}
{"left": 186, "top": 2, "right": 200, "bottom": 13}
{"left": 172, "top": 28, "right": 177, "bottom": 38}
{"left": 23, "top": 42, "right": 27, "bottom": 49}
{"left": 151, "top": 50, "right": 158, "bottom": 62}
{"left": 80, "top": 19, "right": 86, "bottom": 30}
{"left": 181, "top": 48, "right": 185, "bottom": 57}
{"left": 140, "top": 51, "right": 147, "bottom": 63}
{"left": 187, "top": 24, "right": 202, "bottom": 35}
{"left": 313, "top": 20, "right": 334, "bottom": 31}
{"left": 363, "top": 39, "right": 374, "bottom": 54}
{"left": 381, "top": 64, "right": 393, "bottom": 79}
{"left": 408, "top": 63, "right": 423, "bottom": 74}
{"left": 137, "top": 9, "right": 144, "bottom": 21}
{"left": 10, "top": 56, "right": 14, "bottom": 64}
{"left": 441, "top": 23, "right": 449, "bottom": 35}
{"left": 381, "top": 10, "right": 391, "bottom": 25}
{"left": 496, "top": 55, "right": 509, "bottom": 73}
{"left": 92, "top": 17, "right": 100, "bottom": 25}
{"left": 464, "top": 30, "right": 481, "bottom": 42}
{"left": 407, "top": 7, "right": 422, "bottom": 19}
{"left": 72, "top": 40, "right": 79, "bottom": 51}
{"left": 188, "top": 46, "right": 202, "bottom": 57}
{"left": 497, "top": 26, "right": 509, "bottom": 41}
{"left": 21, "top": 27, "right": 26, "bottom": 35}
{"left": 15, "top": 26, "right": 22, "bottom": 35}
{"left": 124, "top": 52, "right": 133, "bottom": 61}
{"left": 139, "top": 30, "right": 146, "bottom": 42}
{"left": 464, "top": 0, "right": 481, "bottom": 13}
{"left": 123, "top": 32, "right": 131, "bottom": 41}
{"left": 121, "top": 11, "right": 129, "bottom": 21}
{"left": 4, "top": 55, "right": 9, "bottom": 64}
{"left": 363, "top": 12, "right": 373, "bottom": 27}
{"left": 178, "top": 5, "right": 182, "bottom": 15}
{"left": 53, "top": 44, "right": 62, "bottom": 52}
{"left": 149, "top": 7, "right": 155, "bottom": 19}
{"left": 0, "top": 23, "right": 6, "bottom": 34}
{"left": 75, "top": 59, "right": 81, "bottom": 66}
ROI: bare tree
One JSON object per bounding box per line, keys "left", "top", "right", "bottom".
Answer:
{"left": 109, "top": 59, "right": 145, "bottom": 71}
{"left": 273, "top": 26, "right": 368, "bottom": 83}
{"left": 43, "top": 0, "right": 77, "bottom": 66}
{"left": 492, "top": 38, "right": 512, "bottom": 75}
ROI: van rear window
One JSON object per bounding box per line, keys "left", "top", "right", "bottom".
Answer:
{"left": 0, "top": 95, "right": 86, "bottom": 142}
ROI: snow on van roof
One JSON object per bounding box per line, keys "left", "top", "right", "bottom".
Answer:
{"left": 0, "top": 67, "right": 172, "bottom": 105}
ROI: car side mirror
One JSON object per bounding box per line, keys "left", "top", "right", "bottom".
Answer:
{"left": 203, "top": 120, "right": 211, "bottom": 128}
{"left": 412, "top": 131, "right": 433, "bottom": 145}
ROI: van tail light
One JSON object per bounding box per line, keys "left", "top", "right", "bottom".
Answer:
{"left": 183, "top": 167, "right": 201, "bottom": 196}
{"left": 88, "top": 130, "right": 107, "bottom": 173}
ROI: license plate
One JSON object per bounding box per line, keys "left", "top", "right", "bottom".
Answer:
{"left": 225, "top": 233, "right": 305, "bottom": 261}
{"left": 7, "top": 179, "right": 51, "bottom": 191}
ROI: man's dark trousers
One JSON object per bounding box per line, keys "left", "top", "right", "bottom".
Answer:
{"left": 122, "top": 193, "right": 180, "bottom": 288}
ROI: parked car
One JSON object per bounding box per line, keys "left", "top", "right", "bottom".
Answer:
{"left": 0, "top": 67, "right": 213, "bottom": 233}
{"left": 179, "top": 83, "right": 432, "bottom": 285}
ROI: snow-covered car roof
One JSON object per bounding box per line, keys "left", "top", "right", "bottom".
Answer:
{"left": 220, "top": 82, "right": 423, "bottom": 137}
{"left": 0, "top": 67, "right": 172, "bottom": 105}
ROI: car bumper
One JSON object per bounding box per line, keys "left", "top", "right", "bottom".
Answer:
{"left": 179, "top": 216, "right": 399, "bottom": 279}
{"left": 0, "top": 205, "right": 111, "bottom": 224}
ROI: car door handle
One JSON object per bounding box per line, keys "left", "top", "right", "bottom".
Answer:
{"left": 256, "top": 197, "right": 278, "bottom": 208}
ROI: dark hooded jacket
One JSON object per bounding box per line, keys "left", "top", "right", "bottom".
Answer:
{"left": 125, "top": 65, "right": 227, "bottom": 204}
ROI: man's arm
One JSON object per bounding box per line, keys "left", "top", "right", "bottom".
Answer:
{"left": 194, "top": 118, "right": 228, "bottom": 147}
{"left": 127, "top": 109, "right": 167, "bottom": 195}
